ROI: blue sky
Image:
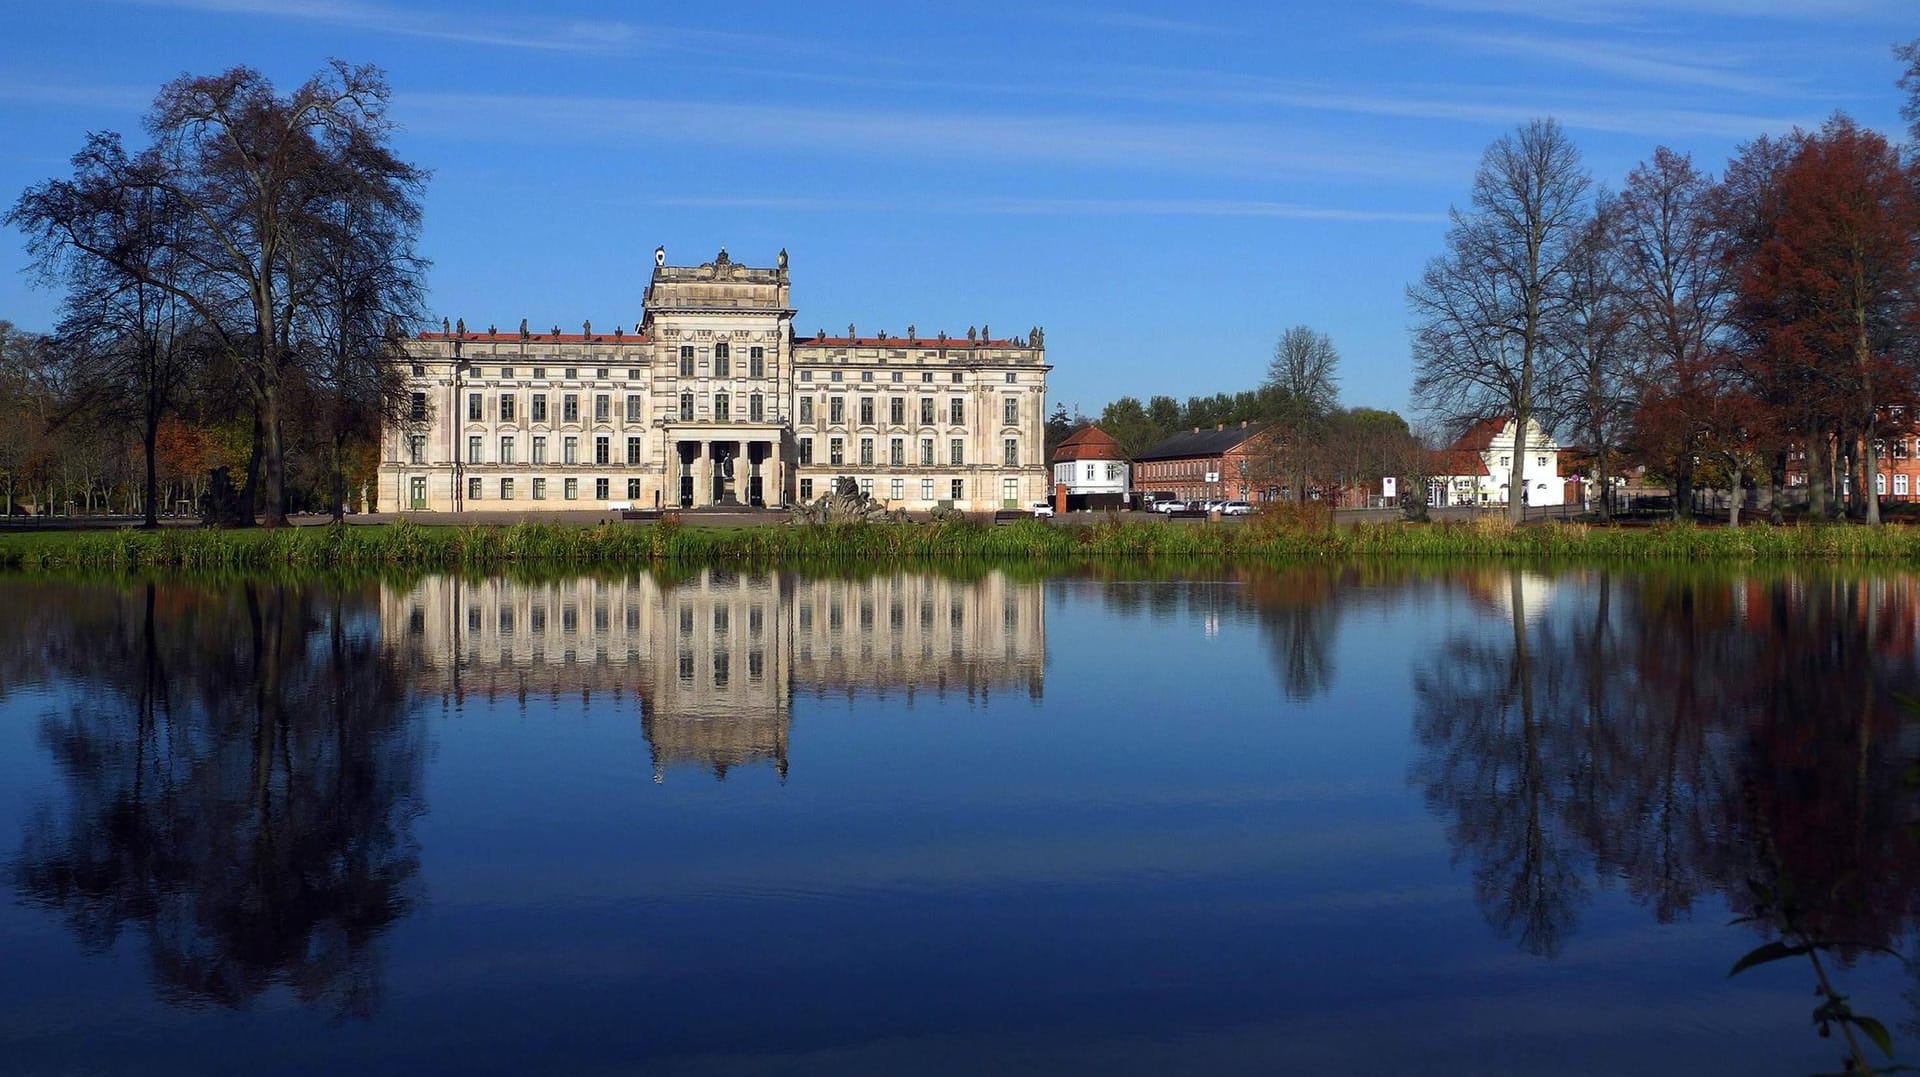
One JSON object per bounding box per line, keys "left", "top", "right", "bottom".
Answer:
{"left": 0, "top": 1, "right": 1913, "bottom": 416}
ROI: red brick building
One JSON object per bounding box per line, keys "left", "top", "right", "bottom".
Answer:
{"left": 1133, "top": 422, "right": 1275, "bottom": 503}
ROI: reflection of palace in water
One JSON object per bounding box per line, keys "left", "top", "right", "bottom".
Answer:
{"left": 382, "top": 571, "right": 1045, "bottom": 779}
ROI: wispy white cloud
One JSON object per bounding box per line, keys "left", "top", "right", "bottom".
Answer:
{"left": 1410, "top": 28, "right": 1792, "bottom": 96}
{"left": 650, "top": 193, "right": 1446, "bottom": 222}
{"left": 103, "top": 0, "right": 780, "bottom": 55}
{"left": 1029, "top": 6, "right": 1229, "bottom": 36}
{"left": 0, "top": 81, "right": 151, "bottom": 111}
{"left": 400, "top": 91, "right": 1468, "bottom": 181}
{"left": 1406, "top": 0, "right": 1903, "bottom": 25}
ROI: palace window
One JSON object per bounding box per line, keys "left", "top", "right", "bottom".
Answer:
{"left": 500, "top": 394, "right": 516, "bottom": 421}
{"left": 679, "top": 346, "right": 694, "bottom": 376}
{"left": 799, "top": 397, "right": 813, "bottom": 424}
{"left": 1003, "top": 397, "right": 1018, "bottom": 425}
{"left": 532, "top": 368, "right": 545, "bottom": 379}
{"left": 714, "top": 342, "right": 730, "bottom": 378}
{"left": 1005, "top": 372, "right": 1017, "bottom": 384}
{"left": 468, "top": 393, "right": 483, "bottom": 421}
{"left": 625, "top": 394, "right": 642, "bottom": 422}
{"left": 950, "top": 438, "right": 964, "bottom": 465}
{"left": 922, "top": 371, "right": 935, "bottom": 383}
{"left": 920, "top": 438, "right": 934, "bottom": 466}
{"left": 411, "top": 363, "right": 424, "bottom": 377}
{"left": 831, "top": 371, "right": 843, "bottom": 382}
{"left": 921, "top": 478, "right": 934, "bottom": 500}
{"left": 861, "top": 371, "right": 874, "bottom": 383}
{"left": 1536, "top": 455, "right": 1545, "bottom": 468}
{"left": 920, "top": 398, "right": 935, "bottom": 424}
{"left": 408, "top": 436, "right": 424, "bottom": 464}
{"left": 531, "top": 393, "right": 547, "bottom": 421}
{"left": 799, "top": 437, "right": 813, "bottom": 464}
{"left": 564, "top": 478, "right": 578, "bottom": 500}
{"left": 800, "top": 370, "right": 812, "bottom": 382}
{"left": 1004, "top": 438, "right": 1018, "bottom": 466}
{"left": 409, "top": 392, "right": 426, "bottom": 422}
{"left": 829, "top": 437, "right": 844, "bottom": 466}
{"left": 748, "top": 346, "right": 764, "bottom": 378}
{"left": 715, "top": 393, "right": 730, "bottom": 422}
{"left": 468, "top": 477, "right": 482, "bottom": 501}
{"left": 532, "top": 478, "right": 547, "bottom": 500}
{"left": 892, "top": 371, "right": 904, "bottom": 383}
{"left": 860, "top": 478, "right": 873, "bottom": 497}
{"left": 595, "top": 478, "right": 609, "bottom": 500}
{"left": 564, "top": 368, "right": 577, "bottom": 379}
{"left": 596, "top": 367, "right": 607, "bottom": 379}
{"left": 595, "top": 436, "right": 609, "bottom": 465}
{"left": 594, "top": 394, "right": 609, "bottom": 422}
{"left": 890, "top": 438, "right": 904, "bottom": 466}
{"left": 533, "top": 436, "right": 547, "bottom": 464}
{"left": 890, "top": 478, "right": 903, "bottom": 500}
{"left": 563, "top": 394, "right": 580, "bottom": 422}
{"left": 800, "top": 478, "right": 813, "bottom": 501}
{"left": 1878, "top": 473, "right": 1888, "bottom": 496}
{"left": 680, "top": 393, "right": 694, "bottom": 421}
{"left": 951, "top": 479, "right": 964, "bottom": 500}
{"left": 859, "top": 397, "right": 874, "bottom": 425}
{"left": 468, "top": 435, "right": 482, "bottom": 462}
{"left": 627, "top": 478, "right": 641, "bottom": 499}
{"left": 860, "top": 437, "right": 874, "bottom": 465}
{"left": 500, "top": 436, "right": 515, "bottom": 465}
{"left": 749, "top": 393, "right": 764, "bottom": 422}
{"left": 1898, "top": 474, "right": 1911, "bottom": 497}
{"left": 627, "top": 368, "right": 639, "bottom": 379}
{"left": 890, "top": 397, "right": 905, "bottom": 424}
{"left": 501, "top": 367, "right": 515, "bottom": 379}
{"left": 829, "top": 397, "right": 845, "bottom": 424}
{"left": 564, "top": 436, "right": 578, "bottom": 465}
{"left": 949, "top": 398, "right": 964, "bottom": 425}
{"left": 627, "top": 436, "right": 642, "bottom": 465}
{"left": 500, "top": 478, "right": 515, "bottom": 500}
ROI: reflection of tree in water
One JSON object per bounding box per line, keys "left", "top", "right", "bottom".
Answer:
{"left": 1093, "top": 565, "right": 1433, "bottom": 701}
{"left": 1413, "top": 570, "right": 1920, "bottom": 968}
{"left": 1411, "top": 572, "right": 1590, "bottom": 956}
{"left": 8, "top": 581, "right": 425, "bottom": 1017}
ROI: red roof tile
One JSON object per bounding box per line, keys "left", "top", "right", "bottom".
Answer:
{"left": 1051, "top": 425, "right": 1124, "bottom": 463}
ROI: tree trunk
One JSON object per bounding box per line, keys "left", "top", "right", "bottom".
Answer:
{"left": 142, "top": 414, "right": 160, "bottom": 529}
{"left": 1863, "top": 427, "right": 1882, "bottom": 525}
{"left": 1727, "top": 462, "right": 1742, "bottom": 527}
{"left": 330, "top": 432, "right": 347, "bottom": 524}
{"left": 1594, "top": 450, "right": 1611, "bottom": 523}
{"left": 1509, "top": 415, "right": 1528, "bottom": 525}
{"left": 1807, "top": 439, "right": 1829, "bottom": 519}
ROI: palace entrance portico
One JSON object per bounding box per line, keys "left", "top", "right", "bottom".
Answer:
{"left": 670, "top": 427, "right": 788, "bottom": 509}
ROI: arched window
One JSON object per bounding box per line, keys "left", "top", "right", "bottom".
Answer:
{"left": 679, "top": 393, "right": 694, "bottom": 421}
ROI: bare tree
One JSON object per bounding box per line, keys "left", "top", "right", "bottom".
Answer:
{"left": 1410, "top": 119, "right": 1591, "bottom": 523}
{"left": 1266, "top": 325, "right": 1341, "bottom": 415}
{"left": 10, "top": 62, "right": 426, "bottom": 526}
{"left": 1559, "top": 193, "right": 1636, "bottom": 521}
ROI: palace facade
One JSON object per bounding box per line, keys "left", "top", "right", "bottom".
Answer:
{"left": 382, "top": 570, "right": 1046, "bottom": 781}
{"left": 379, "top": 247, "right": 1051, "bottom": 513}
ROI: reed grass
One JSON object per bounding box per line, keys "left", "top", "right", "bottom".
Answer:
{"left": 3, "top": 516, "right": 1920, "bottom": 572}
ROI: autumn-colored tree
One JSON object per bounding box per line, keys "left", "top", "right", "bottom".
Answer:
{"left": 1731, "top": 117, "right": 1920, "bottom": 524}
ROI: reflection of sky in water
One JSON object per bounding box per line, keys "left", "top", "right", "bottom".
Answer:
{"left": 0, "top": 569, "right": 1913, "bottom": 1076}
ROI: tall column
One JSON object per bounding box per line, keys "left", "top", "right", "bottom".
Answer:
{"left": 765, "top": 439, "right": 781, "bottom": 507}
{"left": 694, "top": 441, "right": 712, "bottom": 507}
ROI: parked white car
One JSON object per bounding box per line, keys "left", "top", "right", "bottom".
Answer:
{"left": 1151, "top": 499, "right": 1186, "bottom": 513}
{"left": 1030, "top": 502, "right": 1055, "bottom": 518}
{"left": 1219, "top": 500, "right": 1253, "bottom": 516}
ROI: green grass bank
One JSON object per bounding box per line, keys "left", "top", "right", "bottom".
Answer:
{"left": 4, "top": 517, "right": 1920, "bottom": 572}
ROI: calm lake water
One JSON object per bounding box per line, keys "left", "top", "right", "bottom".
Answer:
{"left": 0, "top": 565, "right": 1915, "bottom": 1076}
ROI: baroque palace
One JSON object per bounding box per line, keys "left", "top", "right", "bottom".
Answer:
{"left": 383, "top": 570, "right": 1046, "bottom": 781}
{"left": 380, "top": 247, "right": 1051, "bottom": 513}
